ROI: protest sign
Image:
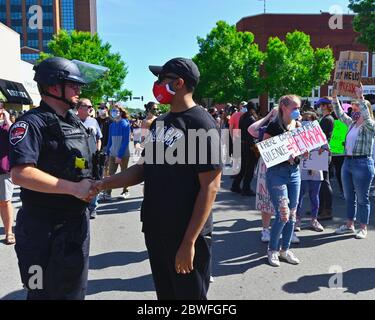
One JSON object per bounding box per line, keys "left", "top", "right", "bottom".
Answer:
{"left": 255, "top": 158, "right": 275, "bottom": 215}
{"left": 301, "top": 150, "right": 329, "bottom": 171}
{"left": 329, "top": 120, "right": 348, "bottom": 154}
{"left": 333, "top": 51, "right": 365, "bottom": 98}
{"left": 256, "top": 121, "right": 328, "bottom": 169}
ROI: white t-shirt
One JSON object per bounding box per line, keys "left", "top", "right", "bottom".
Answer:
{"left": 82, "top": 117, "right": 103, "bottom": 142}
{"left": 345, "top": 125, "right": 360, "bottom": 156}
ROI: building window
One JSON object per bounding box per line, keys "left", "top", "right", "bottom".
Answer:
{"left": 362, "top": 52, "right": 369, "bottom": 78}
{"left": 21, "top": 53, "right": 40, "bottom": 61}
{"left": 60, "top": 0, "right": 75, "bottom": 31}
{"left": 27, "top": 39, "right": 39, "bottom": 48}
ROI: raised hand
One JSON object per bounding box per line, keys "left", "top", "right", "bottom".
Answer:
{"left": 355, "top": 83, "right": 365, "bottom": 101}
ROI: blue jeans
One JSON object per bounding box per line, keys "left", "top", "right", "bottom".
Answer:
{"left": 266, "top": 164, "right": 301, "bottom": 251}
{"left": 342, "top": 157, "right": 374, "bottom": 225}
{"left": 297, "top": 180, "right": 322, "bottom": 219}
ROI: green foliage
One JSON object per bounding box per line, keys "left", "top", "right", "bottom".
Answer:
{"left": 193, "top": 21, "right": 264, "bottom": 103}
{"left": 349, "top": 0, "right": 375, "bottom": 51}
{"left": 263, "top": 31, "right": 335, "bottom": 100}
{"left": 39, "top": 30, "right": 130, "bottom": 105}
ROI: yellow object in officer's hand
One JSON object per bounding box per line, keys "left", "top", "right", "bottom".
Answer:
{"left": 75, "top": 157, "right": 88, "bottom": 170}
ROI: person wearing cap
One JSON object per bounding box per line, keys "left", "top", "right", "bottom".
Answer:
{"left": 9, "top": 57, "right": 96, "bottom": 300}
{"left": 90, "top": 57, "right": 222, "bottom": 300}
{"left": 316, "top": 97, "right": 335, "bottom": 221}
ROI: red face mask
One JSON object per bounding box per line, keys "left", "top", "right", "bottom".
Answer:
{"left": 152, "top": 82, "right": 176, "bottom": 104}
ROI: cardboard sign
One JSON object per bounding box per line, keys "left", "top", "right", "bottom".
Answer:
{"left": 256, "top": 121, "right": 328, "bottom": 168}
{"left": 329, "top": 120, "right": 348, "bottom": 154}
{"left": 333, "top": 51, "right": 365, "bottom": 98}
{"left": 301, "top": 150, "right": 329, "bottom": 171}
{"left": 255, "top": 158, "right": 275, "bottom": 215}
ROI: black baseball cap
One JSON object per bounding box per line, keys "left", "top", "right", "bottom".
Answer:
{"left": 149, "top": 58, "right": 200, "bottom": 87}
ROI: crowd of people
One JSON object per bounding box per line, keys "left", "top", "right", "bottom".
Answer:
{"left": 206, "top": 84, "right": 375, "bottom": 267}
{"left": 1, "top": 54, "right": 375, "bottom": 300}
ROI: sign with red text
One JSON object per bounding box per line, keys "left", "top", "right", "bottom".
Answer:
{"left": 256, "top": 121, "right": 328, "bottom": 169}
{"left": 333, "top": 51, "right": 365, "bottom": 98}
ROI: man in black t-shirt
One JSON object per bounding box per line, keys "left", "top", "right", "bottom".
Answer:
{"left": 231, "top": 102, "right": 258, "bottom": 196}
{"left": 91, "top": 58, "right": 222, "bottom": 300}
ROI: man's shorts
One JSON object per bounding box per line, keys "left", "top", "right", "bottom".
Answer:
{"left": 0, "top": 174, "right": 14, "bottom": 201}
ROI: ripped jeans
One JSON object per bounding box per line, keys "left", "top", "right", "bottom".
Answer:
{"left": 266, "top": 163, "right": 301, "bottom": 252}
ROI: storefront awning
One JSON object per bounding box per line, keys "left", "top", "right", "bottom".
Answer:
{"left": 0, "top": 79, "right": 33, "bottom": 105}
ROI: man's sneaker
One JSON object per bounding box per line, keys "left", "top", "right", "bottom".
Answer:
{"left": 311, "top": 219, "right": 324, "bottom": 232}
{"left": 291, "top": 232, "right": 300, "bottom": 244}
{"left": 209, "top": 276, "right": 215, "bottom": 283}
{"left": 261, "top": 229, "right": 271, "bottom": 243}
{"left": 280, "top": 250, "right": 300, "bottom": 265}
{"left": 267, "top": 250, "right": 280, "bottom": 267}
{"left": 119, "top": 191, "right": 130, "bottom": 199}
{"left": 356, "top": 228, "right": 368, "bottom": 239}
{"left": 89, "top": 210, "right": 97, "bottom": 220}
{"left": 335, "top": 224, "right": 356, "bottom": 235}
{"left": 294, "top": 219, "right": 302, "bottom": 232}
{"left": 98, "top": 193, "right": 111, "bottom": 202}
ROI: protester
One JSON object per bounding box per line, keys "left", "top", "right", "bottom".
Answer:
{"left": 248, "top": 107, "right": 278, "bottom": 242}
{"left": 104, "top": 104, "right": 131, "bottom": 200}
{"left": 208, "top": 107, "right": 221, "bottom": 126}
{"left": 231, "top": 102, "right": 258, "bottom": 196}
{"left": 0, "top": 102, "right": 15, "bottom": 245}
{"left": 141, "top": 102, "right": 158, "bottom": 142}
{"left": 316, "top": 97, "right": 334, "bottom": 220}
{"left": 77, "top": 99, "right": 103, "bottom": 219}
{"left": 333, "top": 85, "right": 375, "bottom": 239}
{"left": 296, "top": 111, "right": 326, "bottom": 233}
{"left": 263, "top": 95, "right": 302, "bottom": 267}
{"left": 96, "top": 102, "right": 113, "bottom": 184}
{"left": 132, "top": 117, "right": 143, "bottom": 157}
{"left": 229, "top": 102, "right": 247, "bottom": 174}
{"left": 90, "top": 58, "right": 222, "bottom": 300}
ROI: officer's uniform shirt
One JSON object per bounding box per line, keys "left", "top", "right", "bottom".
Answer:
{"left": 9, "top": 101, "right": 88, "bottom": 213}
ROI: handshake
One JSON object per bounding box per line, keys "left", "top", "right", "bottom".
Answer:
{"left": 73, "top": 179, "right": 105, "bottom": 203}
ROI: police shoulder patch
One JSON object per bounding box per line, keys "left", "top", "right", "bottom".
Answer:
{"left": 9, "top": 121, "right": 29, "bottom": 146}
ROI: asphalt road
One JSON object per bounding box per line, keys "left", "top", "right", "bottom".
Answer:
{"left": 1, "top": 155, "right": 375, "bottom": 300}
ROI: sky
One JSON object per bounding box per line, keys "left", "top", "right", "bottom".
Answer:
{"left": 97, "top": 0, "right": 352, "bottom": 109}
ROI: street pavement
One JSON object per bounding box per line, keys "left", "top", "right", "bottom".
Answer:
{"left": 1, "top": 153, "right": 375, "bottom": 300}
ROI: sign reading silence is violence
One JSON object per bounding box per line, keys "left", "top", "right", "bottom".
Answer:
{"left": 256, "top": 121, "right": 328, "bottom": 169}
{"left": 333, "top": 51, "right": 366, "bottom": 98}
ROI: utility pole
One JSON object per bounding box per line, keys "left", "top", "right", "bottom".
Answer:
{"left": 259, "top": 0, "right": 266, "bottom": 14}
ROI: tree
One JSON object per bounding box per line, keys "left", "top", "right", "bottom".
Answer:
{"left": 263, "top": 31, "right": 335, "bottom": 100}
{"left": 193, "top": 21, "right": 264, "bottom": 104}
{"left": 349, "top": 0, "right": 375, "bottom": 51}
{"left": 39, "top": 30, "right": 130, "bottom": 104}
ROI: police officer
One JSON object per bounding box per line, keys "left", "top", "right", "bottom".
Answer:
{"left": 9, "top": 57, "right": 96, "bottom": 300}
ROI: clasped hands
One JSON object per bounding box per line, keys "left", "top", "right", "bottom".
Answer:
{"left": 73, "top": 179, "right": 104, "bottom": 203}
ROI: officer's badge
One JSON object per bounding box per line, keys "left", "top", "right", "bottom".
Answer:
{"left": 9, "top": 121, "right": 29, "bottom": 146}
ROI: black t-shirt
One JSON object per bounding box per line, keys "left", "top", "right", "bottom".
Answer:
{"left": 9, "top": 102, "right": 88, "bottom": 213}
{"left": 239, "top": 113, "right": 256, "bottom": 144}
{"left": 265, "top": 119, "right": 287, "bottom": 137}
{"left": 320, "top": 114, "right": 334, "bottom": 142}
{"left": 96, "top": 116, "right": 113, "bottom": 150}
{"left": 141, "top": 106, "right": 222, "bottom": 238}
